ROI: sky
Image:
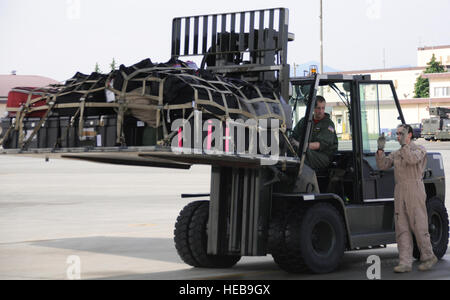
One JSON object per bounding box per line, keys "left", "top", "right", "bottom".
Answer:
{"left": 0, "top": 0, "right": 449, "bottom": 81}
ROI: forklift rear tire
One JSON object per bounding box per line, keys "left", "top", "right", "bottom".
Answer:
{"left": 413, "top": 197, "right": 449, "bottom": 260}
{"left": 282, "top": 203, "right": 346, "bottom": 274}
{"left": 174, "top": 201, "right": 241, "bottom": 268}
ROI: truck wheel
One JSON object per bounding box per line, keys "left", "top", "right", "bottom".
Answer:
{"left": 413, "top": 197, "right": 449, "bottom": 260}
{"left": 269, "top": 208, "right": 299, "bottom": 270}
{"left": 281, "top": 203, "right": 346, "bottom": 274}
{"left": 174, "top": 201, "right": 241, "bottom": 268}
{"left": 271, "top": 205, "right": 309, "bottom": 273}
{"left": 174, "top": 201, "right": 205, "bottom": 267}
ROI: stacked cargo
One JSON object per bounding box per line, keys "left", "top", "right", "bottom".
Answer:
{"left": 0, "top": 58, "right": 291, "bottom": 153}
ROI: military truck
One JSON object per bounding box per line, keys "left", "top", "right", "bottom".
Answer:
{"left": 411, "top": 123, "right": 422, "bottom": 139}
{"left": 422, "top": 107, "right": 450, "bottom": 141}
{"left": 0, "top": 8, "right": 448, "bottom": 274}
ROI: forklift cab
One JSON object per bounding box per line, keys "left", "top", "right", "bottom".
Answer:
{"left": 289, "top": 75, "right": 406, "bottom": 204}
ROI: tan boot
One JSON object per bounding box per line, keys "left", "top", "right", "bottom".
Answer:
{"left": 393, "top": 264, "right": 412, "bottom": 273}
{"left": 418, "top": 256, "right": 438, "bottom": 271}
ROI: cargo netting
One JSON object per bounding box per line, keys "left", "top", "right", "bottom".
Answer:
{"left": 1, "top": 59, "right": 292, "bottom": 153}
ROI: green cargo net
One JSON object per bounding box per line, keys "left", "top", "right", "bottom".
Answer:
{"left": 2, "top": 63, "right": 291, "bottom": 153}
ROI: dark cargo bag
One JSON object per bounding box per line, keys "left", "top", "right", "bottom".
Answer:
{"left": 124, "top": 117, "right": 146, "bottom": 147}
{"left": 113, "top": 59, "right": 155, "bottom": 93}
{"left": 93, "top": 116, "right": 148, "bottom": 147}
{"left": 59, "top": 117, "right": 80, "bottom": 148}
{"left": 142, "top": 126, "right": 164, "bottom": 147}
{"left": 0, "top": 118, "right": 18, "bottom": 149}
{"left": 55, "top": 72, "right": 115, "bottom": 117}
{"left": 98, "top": 116, "right": 149, "bottom": 147}
{"left": 23, "top": 118, "right": 44, "bottom": 149}
{"left": 39, "top": 117, "right": 60, "bottom": 149}
{"left": 59, "top": 115, "right": 145, "bottom": 148}
{"left": 68, "top": 115, "right": 118, "bottom": 148}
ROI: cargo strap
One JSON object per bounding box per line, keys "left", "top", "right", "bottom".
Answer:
{"left": 4, "top": 66, "right": 290, "bottom": 150}
{"left": 79, "top": 77, "right": 109, "bottom": 144}
{"left": 0, "top": 123, "right": 13, "bottom": 147}
{"left": 16, "top": 90, "right": 37, "bottom": 148}
{"left": 21, "top": 96, "right": 57, "bottom": 149}
{"left": 116, "top": 96, "right": 127, "bottom": 145}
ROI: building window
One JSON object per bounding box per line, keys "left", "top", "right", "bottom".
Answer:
{"left": 434, "top": 87, "right": 450, "bottom": 97}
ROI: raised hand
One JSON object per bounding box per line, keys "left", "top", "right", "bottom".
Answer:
{"left": 377, "top": 133, "right": 386, "bottom": 151}
{"left": 399, "top": 126, "right": 409, "bottom": 146}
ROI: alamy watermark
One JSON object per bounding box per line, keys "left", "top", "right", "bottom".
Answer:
{"left": 366, "top": 255, "right": 381, "bottom": 280}
{"left": 170, "top": 112, "right": 280, "bottom": 166}
{"left": 66, "top": 255, "right": 81, "bottom": 280}
{"left": 366, "top": 0, "right": 382, "bottom": 20}
{"left": 66, "top": 0, "right": 81, "bottom": 20}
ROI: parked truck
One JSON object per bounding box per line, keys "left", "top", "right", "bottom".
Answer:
{"left": 422, "top": 107, "right": 450, "bottom": 141}
{"left": 0, "top": 8, "right": 448, "bottom": 274}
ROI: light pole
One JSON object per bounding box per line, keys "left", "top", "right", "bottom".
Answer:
{"left": 320, "top": 0, "right": 324, "bottom": 74}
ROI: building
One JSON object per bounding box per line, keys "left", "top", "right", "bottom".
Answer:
{"left": 0, "top": 74, "right": 60, "bottom": 117}
{"left": 424, "top": 72, "right": 450, "bottom": 98}
{"left": 418, "top": 45, "right": 450, "bottom": 67}
{"left": 323, "top": 45, "right": 450, "bottom": 131}
{"left": 328, "top": 66, "right": 425, "bottom": 99}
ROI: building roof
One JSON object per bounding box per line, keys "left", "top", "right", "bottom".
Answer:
{"left": 325, "top": 66, "right": 425, "bottom": 75}
{"left": 399, "top": 97, "right": 450, "bottom": 105}
{"left": 0, "top": 75, "right": 60, "bottom": 97}
{"left": 422, "top": 72, "right": 450, "bottom": 79}
{"left": 418, "top": 45, "right": 450, "bottom": 51}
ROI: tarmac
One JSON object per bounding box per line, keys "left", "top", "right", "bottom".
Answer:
{"left": 0, "top": 144, "right": 449, "bottom": 280}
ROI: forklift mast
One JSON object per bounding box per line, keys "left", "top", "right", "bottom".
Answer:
{"left": 171, "top": 8, "right": 293, "bottom": 101}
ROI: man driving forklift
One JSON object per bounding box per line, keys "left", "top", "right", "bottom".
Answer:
{"left": 290, "top": 95, "right": 338, "bottom": 170}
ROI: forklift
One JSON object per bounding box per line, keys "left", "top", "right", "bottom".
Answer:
{"left": 1, "top": 8, "right": 448, "bottom": 274}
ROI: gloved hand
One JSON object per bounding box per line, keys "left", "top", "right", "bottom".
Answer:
{"left": 399, "top": 126, "right": 409, "bottom": 146}
{"left": 377, "top": 133, "right": 386, "bottom": 151}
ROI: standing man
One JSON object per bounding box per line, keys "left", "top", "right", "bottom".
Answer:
{"left": 377, "top": 125, "right": 437, "bottom": 273}
{"left": 290, "top": 96, "right": 338, "bottom": 170}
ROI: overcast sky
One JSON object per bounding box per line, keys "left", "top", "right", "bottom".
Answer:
{"left": 1, "top": 0, "right": 449, "bottom": 81}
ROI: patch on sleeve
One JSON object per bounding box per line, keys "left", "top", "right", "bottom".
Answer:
{"left": 328, "top": 126, "right": 335, "bottom": 133}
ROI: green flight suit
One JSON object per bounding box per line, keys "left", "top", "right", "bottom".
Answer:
{"left": 292, "top": 113, "right": 338, "bottom": 170}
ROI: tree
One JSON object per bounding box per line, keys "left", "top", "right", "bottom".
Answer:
{"left": 414, "top": 76, "right": 429, "bottom": 99}
{"left": 425, "top": 54, "right": 445, "bottom": 73}
{"left": 110, "top": 58, "right": 117, "bottom": 71}
{"left": 414, "top": 54, "right": 446, "bottom": 98}
{"left": 94, "top": 62, "right": 102, "bottom": 74}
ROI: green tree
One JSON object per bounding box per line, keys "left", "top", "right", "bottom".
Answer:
{"left": 414, "top": 76, "right": 429, "bottom": 98}
{"left": 425, "top": 54, "right": 445, "bottom": 73}
{"left": 94, "top": 62, "right": 102, "bottom": 73}
{"left": 414, "top": 54, "right": 446, "bottom": 98}
{"left": 110, "top": 58, "right": 117, "bottom": 71}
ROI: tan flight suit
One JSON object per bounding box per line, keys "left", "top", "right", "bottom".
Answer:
{"left": 376, "top": 142, "right": 434, "bottom": 267}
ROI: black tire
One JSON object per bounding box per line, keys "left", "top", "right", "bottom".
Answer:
{"left": 174, "top": 201, "right": 241, "bottom": 268}
{"left": 413, "top": 197, "right": 449, "bottom": 260}
{"left": 278, "top": 203, "right": 346, "bottom": 274}
{"left": 174, "top": 201, "right": 205, "bottom": 267}
{"left": 269, "top": 208, "right": 298, "bottom": 269}
{"left": 271, "top": 205, "right": 309, "bottom": 273}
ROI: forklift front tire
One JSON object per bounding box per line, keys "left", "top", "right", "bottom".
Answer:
{"left": 174, "top": 201, "right": 241, "bottom": 268}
